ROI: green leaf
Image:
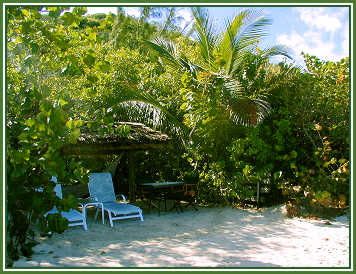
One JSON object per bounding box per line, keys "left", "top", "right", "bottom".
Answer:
{"left": 74, "top": 120, "right": 84, "bottom": 127}
{"left": 87, "top": 74, "right": 99, "bottom": 83}
{"left": 40, "top": 101, "right": 52, "bottom": 112}
{"left": 40, "top": 85, "right": 51, "bottom": 97}
{"left": 72, "top": 7, "right": 87, "bottom": 16}
{"left": 58, "top": 98, "right": 68, "bottom": 106}
{"left": 69, "top": 128, "right": 81, "bottom": 144}
{"left": 30, "top": 43, "right": 39, "bottom": 54}
{"left": 11, "top": 166, "right": 26, "bottom": 178}
{"left": 273, "top": 171, "right": 282, "bottom": 180}
{"left": 88, "top": 32, "right": 97, "bottom": 41}
{"left": 83, "top": 54, "right": 96, "bottom": 67}
{"left": 62, "top": 12, "right": 75, "bottom": 26}
{"left": 48, "top": 7, "right": 66, "bottom": 15}
{"left": 50, "top": 108, "right": 68, "bottom": 126}
{"left": 180, "top": 102, "right": 187, "bottom": 110}
{"left": 47, "top": 214, "right": 68, "bottom": 234}
{"left": 290, "top": 150, "right": 298, "bottom": 159}
{"left": 66, "top": 120, "right": 74, "bottom": 130}
{"left": 339, "top": 158, "right": 347, "bottom": 164}
{"left": 25, "top": 119, "right": 36, "bottom": 127}
{"left": 62, "top": 62, "right": 83, "bottom": 76}
{"left": 243, "top": 165, "right": 252, "bottom": 176}
{"left": 95, "top": 61, "right": 111, "bottom": 72}
{"left": 21, "top": 9, "right": 30, "bottom": 17}
{"left": 61, "top": 195, "right": 78, "bottom": 211}
{"left": 38, "top": 123, "right": 46, "bottom": 132}
{"left": 329, "top": 158, "right": 337, "bottom": 164}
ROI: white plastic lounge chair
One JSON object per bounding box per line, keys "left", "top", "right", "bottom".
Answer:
{"left": 88, "top": 172, "right": 144, "bottom": 227}
{"left": 43, "top": 176, "right": 97, "bottom": 231}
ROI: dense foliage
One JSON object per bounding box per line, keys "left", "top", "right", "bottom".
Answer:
{"left": 6, "top": 6, "right": 350, "bottom": 266}
{"left": 226, "top": 56, "right": 350, "bottom": 214}
{"left": 7, "top": 7, "right": 87, "bottom": 265}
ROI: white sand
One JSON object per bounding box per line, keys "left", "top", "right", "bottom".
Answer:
{"left": 12, "top": 205, "right": 350, "bottom": 269}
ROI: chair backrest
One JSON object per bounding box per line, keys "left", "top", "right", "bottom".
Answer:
{"left": 51, "top": 176, "right": 63, "bottom": 199}
{"left": 88, "top": 172, "right": 116, "bottom": 202}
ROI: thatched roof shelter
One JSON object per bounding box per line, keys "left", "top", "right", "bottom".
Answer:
{"left": 61, "top": 122, "right": 171, "bottom": 201}
{"left": 61, "top": 122, "right": 171, "bottom": 156}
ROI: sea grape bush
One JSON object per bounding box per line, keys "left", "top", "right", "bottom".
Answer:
{"left": 5, "top": 6, "right": 126, "bottom": 266}
{"left": 179, "top": 53, "right": 349, "bottom": 213}
{"left": 227, "top": 55, "right": 350, "bottom": 213}
{"left": 6, "top": 7, "right": 88, "bottom": 265}
{"left": 6, "top": 6, "right": 185, "bottom": 265}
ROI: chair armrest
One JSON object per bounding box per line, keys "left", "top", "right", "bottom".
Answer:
{"left": 77, "top": 197, "right": 104, "bottom": 214}
{"left": 78, "top": 197, "right": 100, "bottom": 207}
{"left": 83, "top": 202, "right": 103, "bottom": 210}
{"left": 116, "top": 194, "right": 127, "bottom": 204}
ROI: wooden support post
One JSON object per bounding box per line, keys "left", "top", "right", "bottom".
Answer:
{"left": 257, "top": 181, "right": 260, "bottom": 209}
{"left": 114, "top": 158, "right": 121, "bottom": 196}
{"left": 128, "top": 151, "right": 136, "bottom": 202}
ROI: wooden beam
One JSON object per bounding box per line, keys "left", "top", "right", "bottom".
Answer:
{"left": 61, "top": 143, "right": 165, "bottom": 156}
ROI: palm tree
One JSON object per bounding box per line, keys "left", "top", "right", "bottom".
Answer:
{"left": 145, "top": 7, "right": 292, "bottom": 127}
{"left": 101, "top": 84, "right": 189, "bottom": 142}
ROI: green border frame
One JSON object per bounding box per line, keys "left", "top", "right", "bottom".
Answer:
{"left": 1, "top": 0, "right": 354, "bottom": 273}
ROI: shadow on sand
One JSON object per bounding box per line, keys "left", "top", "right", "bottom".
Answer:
{"left": 11, "top": 204, "right": 348, "bottom": 269}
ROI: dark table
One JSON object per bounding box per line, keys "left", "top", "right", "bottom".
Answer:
{"left": 137, "top": 182, "right": 186, "bottom": 214}
{"left": 139, "top": 182, "right": 185, "bottom": 188}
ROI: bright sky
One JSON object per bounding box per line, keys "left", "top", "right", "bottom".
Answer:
{"left": 84, "top": 5, "right": 350, "bottom": 65}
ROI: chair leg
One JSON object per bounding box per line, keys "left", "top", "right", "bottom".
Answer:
{"left": 179, "top": 202, "right": 184, "bottom": 213}
{"left": 81, "top": 207, "right": 88, "bottom": 230}
{"left": 139, "top": 210, "right": 144, "bottom": 221}
{"left": 95, "top": 208, "right": 99, "bottom": 220}
{"left": 83, "top": 221, "right": 88, "bottom": 231}
{"left": 108, "top": 210, "right": 114, "bottom": 227}
{"left": 101, "top": 206, "right": 105, "bottom": 224}
{"left": 184, "top": 200, "right": 198, "bottom": 211}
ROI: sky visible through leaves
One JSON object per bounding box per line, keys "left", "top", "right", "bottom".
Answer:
{"left": 84, "top": 5, "right": 349, "bottom": 67}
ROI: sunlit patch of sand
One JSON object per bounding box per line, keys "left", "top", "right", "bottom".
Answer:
{"left": 12, "top": 206, "right": 349, "bottom": 269}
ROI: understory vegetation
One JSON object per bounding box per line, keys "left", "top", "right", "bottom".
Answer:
{"left": 6, "top": 6, "right": 350, "bottom": 266}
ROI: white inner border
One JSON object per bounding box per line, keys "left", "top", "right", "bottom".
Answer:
{"left": 2, "top": 2, "right": 354, "bottom": 272}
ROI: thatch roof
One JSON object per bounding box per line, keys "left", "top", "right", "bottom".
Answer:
{"left": 61, "top": 122, "right": 171, "bottom": 156}
{"left": 78, "top": 122, "right": 170, "bottom": 144}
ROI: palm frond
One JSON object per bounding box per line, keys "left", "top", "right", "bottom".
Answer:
{"left": 161, "top": 7, "right": 192, "bottom": 34}
{"left": 217, "top": 11, "right": 248, "bottom": 72}
{"left": 191, "top": 7, "right": 218, "bottom": 69}
{"left": 221, "top": 76, "right": 243, "bottom": 97}
{"left": 213, "top": 10, "right": 272, "bottom": 75}
{"left": 113, "top": 99, "right": 188, "bottom": 144}
{"left": 106, "top": 84, "right": 189, "bottom": 143}
{"left": 227, "top": 97, "right": 271, "bottom": 126}
{"left": 260, "top": 44, "right": 292, "bottom": 60}
{"left": 144, "top": 38, "right": 180, "bottom": 68}
{"left": 222, "top": 75, "right": 271, "bottom": 126}
{"left": 236, "top": 10, "right": 272, "bottom": 48}
{"left": 145, "top": 37, "right": 205, "bottom": 77}
{"left": 159, "top": 8, "right": 176, "bottom": 35}
{"left": 227, "top": 11, "right": 271, "bottom": 65}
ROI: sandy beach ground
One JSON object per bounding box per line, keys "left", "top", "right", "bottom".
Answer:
{"left": 12, "top": 204, "right": 350, "bottom": 269}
